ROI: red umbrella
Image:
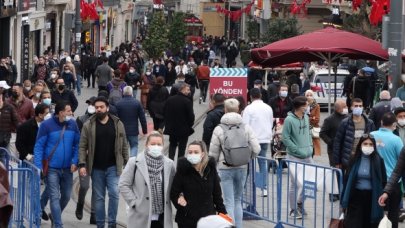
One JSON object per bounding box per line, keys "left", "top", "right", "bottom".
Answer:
{"left": 251, "top": 27, "right": 389, "bottom": 68}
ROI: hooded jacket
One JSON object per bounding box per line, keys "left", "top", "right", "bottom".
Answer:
{"left": 202, "top": 104, "right": 225, "bottom": 148}
{"left": 282, "top": 111, "right": 313, "bottom": 159}
{"left": 209, "top": 112, "right": 260, "bottom": 169}
{"left": 170, "top": 157, "right": 226, "bottom": 227}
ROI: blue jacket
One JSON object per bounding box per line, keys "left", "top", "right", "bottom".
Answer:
{"left": 116, "top": 96, "right": 147, "bottom": 136}
{"left": 371, "top": 128, "right": 403, "bottom": 178}
{"left": 34, "top": 115, "right": 80, "bottom": 169}
{"left": 341, "top": 152, "right": 386, "bottom": 223}
{"left": 333, "top": 114, "right": 375, "bottom": 168}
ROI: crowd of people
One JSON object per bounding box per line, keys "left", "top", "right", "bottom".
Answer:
{"left": 2, "top": 36, "right": 405, "bottom": 228}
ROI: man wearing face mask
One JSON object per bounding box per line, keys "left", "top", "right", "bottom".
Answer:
{"left": 268, "top": 84, "right": 293, "bottom": 119}
{"left": 369, "top": 90, "right": 392, "bottom": 129}
{"left": 333, "top": 98, "right": 375, "bottom": 172}
{"left": 395, "top": 74, "right": 405, "bottom": 101}
{"left": 31, "top": 56, "right": 49, "bottom": 83}
{"left": 46, "top": 68, "right": 59, "bottom": 90}
{"left": 51, "top": 78, "right": 78, "bottom": 112}
{"left": 34, "top": 101, "right": 80, "bottom": 227}
{"left": 370, "top": 112, "right": 404, "bottom": 228}
{"left": 394, "top": 107, "right": 405, "bottom": 145}
{"left": 95, "top": 57, "right": 114, "bottom": 92}
{"left": 16, "top": 104, "right": 50, "bottom": 161}
{"left": 282, "top": 96, "right": 314, "bottom": 219}
{"left": 78, "top": 97, "right": 128, "bottom": 228}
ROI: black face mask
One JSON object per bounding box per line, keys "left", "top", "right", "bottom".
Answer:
{"left": 58, "top": 84, "right": 65, "bottom": 91}
{"left": 12, "top": 91, "right": 19, "bottom": 99}
{"left": 96, "top": 112, "right": 108, "bottom": 120}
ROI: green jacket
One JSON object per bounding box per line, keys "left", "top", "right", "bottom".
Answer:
{"left": 282, "top": 111, "right": 313, "bottom": 158}
{"left": 79, "top": 114, "right": 129, "bottom": 176}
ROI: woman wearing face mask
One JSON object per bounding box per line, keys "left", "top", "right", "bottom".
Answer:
{"left": 170, "top": 141, "right": 228, "bottom": 228}
{"left": 305, "top": 90, "right": 321, "bottom": 156}
{"left": 119, "top": 131, "right": 175, "bottom": 228}
{"left": 341, "top": 134, "right": 387, "bottom": 228}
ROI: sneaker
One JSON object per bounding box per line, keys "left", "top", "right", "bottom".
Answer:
{"left": 41, "top": 210, "right": 49, "bottom": 221}
{"left": 289, "top": 209, "right": 302, "bottom": 219}
{"left": 399, "top": 212, "right": 405, "bottom": 222}
{"left": 262, "top": 189, "right": 268, "bottom": 197}
{"left": 297, "top": 203, "right": 307, "bottom": 216}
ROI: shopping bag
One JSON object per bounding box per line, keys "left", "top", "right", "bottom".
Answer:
{"left": 378, "top": 215, "right": 392, "bottom": 228}
{"left": 329, "top": 213, "right": 344, "bottom": 228}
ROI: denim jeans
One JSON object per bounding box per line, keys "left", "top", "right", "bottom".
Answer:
{"left": 76, "top": 75, "right": 81, "bottom": 95}
{"left": 46, "top": 168, "right": 73, "bottom": 228}
{"left": 218, "top": 168, "right": 247, "bottom": 228}
{"left": 40, "top": 184, "right": 49, "bottom": 211}
{"left": 258, "top": 143, "right": 269, "bottom": 188}
{"left": 78, "top": 174, "right": 95, "bottom": 214}
{"left": 92, "top": 166, "right": 119, "bottom": 227}
{"left": 286, "top": 154, "right": 314, "bottom": 211}
{"left": 127, "top": 135, "right": 139, "bottom": 157}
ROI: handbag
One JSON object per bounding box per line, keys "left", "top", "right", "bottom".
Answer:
{"left": 378, "top": 215, "right": 392, "bottom": 228}
{"left": 311, "top": 127, "right": 321, "bottom": 138}
{"left": 329, "top": 213, "right": 344, "bottom": 228}
{"left": 42, "top": 125, "right": 66, "bottom": 176}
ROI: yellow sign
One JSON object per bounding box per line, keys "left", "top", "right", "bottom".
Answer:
{"left": 85, "top": 31, "right": 91, "bottom": 43}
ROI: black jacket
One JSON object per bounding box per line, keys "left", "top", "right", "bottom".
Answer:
{"left": 202, "top": 104, "right": 224, "bottom": 148}
{"left": 147, "top": 85, "right": 169, "bottom": 119}
{"left": 163, "top": 93, "right": 195, "bottom": 137}
{"left": 320, "top": 112, "right": 347, "bottom": 155}
{"left": 51, "top": 89, "right": 79, "bottom": 112}
{"left": 369, "top": 100, "right": 391, "bottom": 129}
{"left": 16, "top": 118, "right": 38, "bottom": 160}
{"left": 170, "top": 157, "right": 227, "bottom": 227}
{"left": 268, "top": 96, "right": 293, "bottom": 119}
{"left": 333, "top": 114, "right": 375, "bottom": 168}
{"left": 384, "top": 147, "right": 405, "bottom": 195}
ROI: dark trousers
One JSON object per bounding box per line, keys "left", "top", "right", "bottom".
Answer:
{"left": 386, "top": 183, "right": 401, "bottom": 228}
{"left": 150, "top": 221, "right": 163, "bottom": 228}
{"left": 199, "top": 80, "right": 209, "bottom": 102}
{"left": 178, "top": 224, "right": 196, "bottom": 228}
{"left": 77, "top": 174, "right": 95, "bottom": 214}
{"left": 168, "top": 135, "right": 188, "bottom": 160}
{"left": 87, "top": 70, "right": 96, "bottom": 88}
{"left": 152, "top": 117, "right": 164, "bottom": 131}
{"left": 344, "top": 189, "right": 378, "bottom": 228}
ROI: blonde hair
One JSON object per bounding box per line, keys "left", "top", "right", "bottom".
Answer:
{"left": 224, "top": 98, "right": 240, "bottom": 113}
{"left": 305, "top": 89, "right": 314, "bottom": 97}
{"left": 146, "top": 131, "right": 164, "bottom": 145}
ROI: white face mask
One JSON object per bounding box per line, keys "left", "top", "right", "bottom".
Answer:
{"left": 186, "top": 153, "right": 202, "bottom": 165}
{"left": 87, "top": 105, "right": 96, "bottom": 114}
{"left": 401, "top": 74, "right": 405, "bottom": 82}
{"left": 51, "top": 73, "right": 57, "bottom": 79}
{"left": 300, "top": 76, "right": 304, "bottom": 80}
{"left": 398, "top": 119, "right": 405, "bottom": 127}
{"left": 44, "top": 113, "right": 52, "bottom": 120}
{"left": 65, "top": 115, "right": 74, "bottom": 122}
{"left": 25, "top": 86, "right": 31, "bottom": 91}
{"left": 361, "top": 146, "right": 374, "bottom": 155}
{"left": 341, "top": 108, "right": 348, "bottom": 115}
{"left": 129, "top": 69, "right": 135, "bottom": 73}
{"left": 148, "top": 145, "right": 163, "bottom": 158}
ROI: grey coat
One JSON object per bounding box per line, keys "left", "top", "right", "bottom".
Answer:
{"left": 119, "top": 153, "right": 175, "bottom": 228}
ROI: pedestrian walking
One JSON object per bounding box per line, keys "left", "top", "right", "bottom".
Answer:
{"left": 0, "top": 81, "right": 18, "bottom": 150}
{"left": 196, "top": 60, "right": 210, "bottom": 104}
{"left": 73, "top": 55, "right": 82, "bottom": 96}
{"left": 342, "top": 134, "right": 386, "bottom": 228}
{"left": 209, "top": 98, "right": 260, "bottom": 228}
{"left": 140, "top": 70, "right": 155, "bottom": 110}
{"left": 242, "top": 88, "right": 273, "bottom": 196}
{"left": 369, "top": 90, "right": 391, "bottom": 129}
{"left": 78, "top": 97, "right": 129, "bottom": 228}
{"left": 202, "top": 93, "right": 225, "bottom": 149}
{"left": 370, "top": 112, "right": 403, "bottom": 228}
{"left": 282, "top": 96, "right": 314, "bottom": 219}
{"left": 51, "top": 78, "right": 78, "bottom": 112}
{"left": 95, "top": 57, "right": 114, "bottom": 92}
{"left": 171, "top": 140, "right": 228, "bottom": 228}
{"left": 164, "top": 83, "right": 195, "bottom": 160}
{"left": 124, "top": 65, "right": 141, "bottom": 98}
{"left": 305, "top": 90, "right": 321, "bottom": 156}
{"left": 147, "top": 77, "right": 169, "bottom": 132}
{"left": 116, "top": 86, "right": 147, "bottom": 157}
{"left": 119, "top": 131, "right": 175, "bottom": 228}
{"left": 34, "top": 101, "right": 80, "bottom": 228}
{"left": 268, "top": 84, "right": 292, "bottom": 119}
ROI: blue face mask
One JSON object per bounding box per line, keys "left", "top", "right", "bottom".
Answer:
{"left": 42, "top": 98, "right": 51, "bottom": 106}
{"left": 352, "top": 107, "right": 363, "bottom": 116}
{"left": 279, "top": 91, "right": 288, "bottom": 98}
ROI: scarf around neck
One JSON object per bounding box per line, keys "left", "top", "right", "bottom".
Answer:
{"left": 145, "top": 152, "right": 164, "bottom": 215}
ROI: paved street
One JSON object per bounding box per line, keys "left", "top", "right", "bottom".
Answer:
{"left": 36, "top": 85, "right": 405, "bottom": 228}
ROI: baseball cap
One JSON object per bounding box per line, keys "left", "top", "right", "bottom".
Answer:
{"left": 0, "top": 81, "right": 10, "bottom": 89}
{"left": 85, "top": 96, "right": 97, "bottom": 105}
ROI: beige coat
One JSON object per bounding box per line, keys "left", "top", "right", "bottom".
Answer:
{"left": 78, "top": 114, "right": 129, "bottom": 175}
{"left": 119, "top": 154, "right": 175, "bottom": 228}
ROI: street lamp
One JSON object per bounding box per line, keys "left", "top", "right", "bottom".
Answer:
{"left": 75, "top": 0, "right": 82, "bottom": 54}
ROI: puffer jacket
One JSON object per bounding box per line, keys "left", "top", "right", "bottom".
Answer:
{"left": 332, "top": 114, "right": 375, "bottom": 168}
{"left": 208, "top": 112, "right": 260, "bottom": 169}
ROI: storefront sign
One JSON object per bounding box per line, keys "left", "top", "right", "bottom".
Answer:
{"left": 21, "top": 24, "right": 30, "bottom": 81}
{"left": 209, "top": 68, "right": 247, "bottom": 101}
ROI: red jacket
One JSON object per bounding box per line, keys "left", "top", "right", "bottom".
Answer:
{"left": 197, "top": 65, "right": 210, "bottom": 80}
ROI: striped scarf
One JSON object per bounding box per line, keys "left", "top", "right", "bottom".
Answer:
{"left": 145, "top": 152, "right": 164, "bottom": 215}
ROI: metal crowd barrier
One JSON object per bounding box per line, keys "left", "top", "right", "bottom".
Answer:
{"left": 1, "top": 147, "right": 41, "bottom": 228}
{"left": 242, "top": 156, "right": 343, "bottom": 228}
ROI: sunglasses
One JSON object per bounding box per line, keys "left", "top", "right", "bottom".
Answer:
{"left": 362, "top": 133, "right": 375, "bottom": 139}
